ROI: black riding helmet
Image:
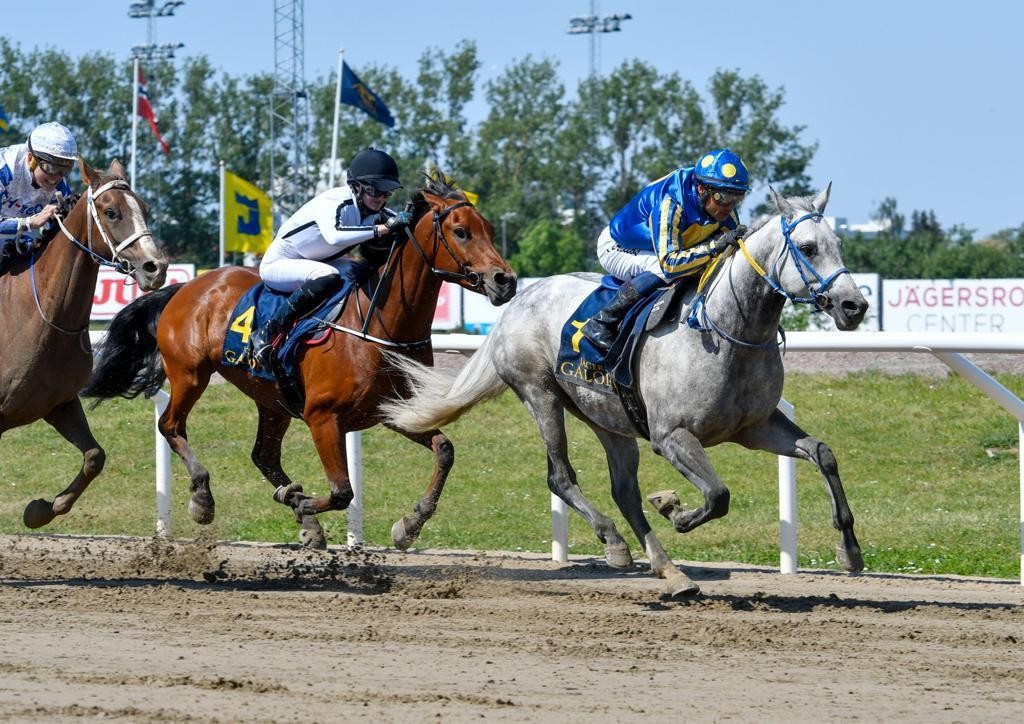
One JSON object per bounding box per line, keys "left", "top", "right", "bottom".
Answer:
{"left": 347, "top": 148, "right": 402, "bottom": 194}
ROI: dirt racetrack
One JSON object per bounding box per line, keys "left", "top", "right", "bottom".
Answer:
{"left": 0, "top": 534, "right": 1021, "bottom": 722}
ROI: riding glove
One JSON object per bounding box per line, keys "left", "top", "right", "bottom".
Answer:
{"left": 384, "top": 210, "right": 414, "bottom": 233}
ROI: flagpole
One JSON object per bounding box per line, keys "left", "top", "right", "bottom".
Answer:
{"left": 130, "top": 57, "right": 139, "bottom": 185}
{"left": 219, "top": 160, "right": 226, "bottom": 267}
{"left": 328, "top": 47, "right": 344, "bottom": 188}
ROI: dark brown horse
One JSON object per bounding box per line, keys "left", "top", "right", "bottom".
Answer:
{"left": 84, "top": 172, "right": 516, "bottom": 548}
{"left": 0, "top": 159, "right": 168, "bottom": 527}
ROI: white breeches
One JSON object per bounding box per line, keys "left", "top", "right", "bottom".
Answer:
{"left": 595, "top": 226, "right": 669, "bottom": 282}
{"left": 259, "top": 240, "right": 345, "bottom": 293}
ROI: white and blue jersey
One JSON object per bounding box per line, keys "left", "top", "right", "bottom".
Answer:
{"left": 260, "top": 185, "right": 398, "bottom": 293}
{"left": 0, "top": 143, "right": 71, "bottom": 247}
{"left": 607, "top": 166, "right": 739, "bottom": 279}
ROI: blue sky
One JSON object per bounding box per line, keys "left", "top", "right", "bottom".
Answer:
{"left": 20, "top": 1, "right": 1022, "bottom": 238}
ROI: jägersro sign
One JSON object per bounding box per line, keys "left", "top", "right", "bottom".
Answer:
{"left": 882, "top": 278, "right": 1024, "bottom": 333}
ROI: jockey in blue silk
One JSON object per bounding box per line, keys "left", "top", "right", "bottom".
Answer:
{"left": 250, "top": 147, "right": 414, "bottom": 367}
{"left": 581, "top": 147, "right": 752, "bottom": 352}
{"left": 0, "top": 122, "right": 77, "bottom": 273}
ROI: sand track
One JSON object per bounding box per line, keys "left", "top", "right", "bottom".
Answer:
{"left": 1, "top": 534, "right": 1021, "bottom": 722}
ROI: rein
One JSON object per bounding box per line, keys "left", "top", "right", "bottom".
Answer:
{"left": 318, "top": 198, "right": 480, "bottom": 350}
{"left": 688, "top": 211, "right": 848, "bottom": 348}
{"left": 30, "top": 178, "right": 152, "bottom": 337}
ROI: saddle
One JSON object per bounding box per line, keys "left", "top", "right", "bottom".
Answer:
{"left": 555, "top": 277, "right": 693, "bottom": 438}
{"left": 221, "top": 281, "right": 359, "bottom": 418}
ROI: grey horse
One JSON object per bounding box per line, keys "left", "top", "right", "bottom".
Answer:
{"left": 382, "top": 186, "right": 868, "bottom": 597}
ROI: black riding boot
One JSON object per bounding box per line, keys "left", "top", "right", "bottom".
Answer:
{"left": 581, "top": 272, "right": 664, "bottom": 352}
{"left": 250, "top": 275, "right": 338, "bottom": 369}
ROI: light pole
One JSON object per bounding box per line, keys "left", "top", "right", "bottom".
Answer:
{"left": 567, "top": 3, "right": 632, "bottom": 77}
{"left": 500, "top": 211, "right": 517, "bottom": 258}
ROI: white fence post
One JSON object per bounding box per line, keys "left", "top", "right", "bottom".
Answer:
{"left": 150, "top": 390, "right": 172, "bottom": 538}
{"left": 777, "top": 399, "right": 798, "bottom": 574}
{"left": 345, "top": 431, "right": 364, "bottom": 546}
{"left": 550, "top": 494, "right": 568, "bottom": 562}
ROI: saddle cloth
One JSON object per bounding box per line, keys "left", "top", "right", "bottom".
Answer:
{"left": 221, "top": 280, "right": 357, "bottom": 397}
{"left": 555, "top": 275, "right": 684, "bottom": 394}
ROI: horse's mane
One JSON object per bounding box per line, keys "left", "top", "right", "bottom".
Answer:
{"left": 749, "top": 192, "right": 818, "bottom": 233}
{"left": 409, "top": 169, "right": 468, "bottom": 220}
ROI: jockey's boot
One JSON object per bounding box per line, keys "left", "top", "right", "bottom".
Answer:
{"left": 581, "top": 271, "right": 664, "bottom": 352}
{"left": 250, "top": 275, "right": 338, "bottom": 370}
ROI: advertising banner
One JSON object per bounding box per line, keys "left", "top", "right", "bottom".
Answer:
{"left": 91, "top": 264, "right": 196, "bottom": 320}
{"left": 882, "top": 278, "right": 1024, "bottom": 333}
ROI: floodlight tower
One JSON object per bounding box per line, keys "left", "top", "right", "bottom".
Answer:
{"left": 271, "top": 0, "right": 311, "bottom": 221}
{"left": 567, "top": 1, "right": 632, "bottom": 77}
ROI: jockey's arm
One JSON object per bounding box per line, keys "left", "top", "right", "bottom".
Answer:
{"left": 651, "top": 196, "right": 724, "bottom": 279}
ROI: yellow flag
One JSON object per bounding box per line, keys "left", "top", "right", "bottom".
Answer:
{"left": 463, "top": 190, "right": 479, "bottom": 205}
{"left": 223, "top": 171, "right": 273, "bottom": 253}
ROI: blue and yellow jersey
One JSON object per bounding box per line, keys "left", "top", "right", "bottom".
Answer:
{"left": 608, "top": 166, "right": 739, "bottom": 279}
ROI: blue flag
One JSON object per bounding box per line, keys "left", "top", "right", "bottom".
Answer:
{"left": 340, "top": 62, "right": 395, "bottom": 128}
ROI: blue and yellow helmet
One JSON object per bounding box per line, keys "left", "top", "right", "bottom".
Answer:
{"left": 694, "top": 148, "right": 751, "bottom": 192}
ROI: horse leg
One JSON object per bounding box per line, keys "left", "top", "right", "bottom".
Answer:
{"left": 383, "top": 424, "right": 453, "bottom": 551}
{"left": 593, "top": 428, "right": 699, "bottom": 597}
{"left": 733, "top": 408, "right": 863, "bottom": 572}
{"left": 521, "top": 391, "right": 631, "bottom": 568}
{"left": 648, "top": 427, "right": 731, "bottom": 534}
{"left": 158, "top": 366, "right": 216, "bottom": 525}
{"left": 299, "top": 411, "right": 355, "bottom": 516}
{"left": 22, "top": 398, "right": 105, "bottom": 528}
{"left": 251, "top": 404, "right": 325, "bottom": 549}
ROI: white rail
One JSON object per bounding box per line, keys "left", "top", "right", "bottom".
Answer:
{"left": 92, "top": 331, "right": 1024, "bottom": 582}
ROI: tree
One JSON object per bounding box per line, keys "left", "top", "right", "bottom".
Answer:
{"left": 509, "top": 218, "right": 587, "bottom": 276}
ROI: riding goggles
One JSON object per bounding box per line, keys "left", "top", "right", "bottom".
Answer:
{"left": 358, "top": 183, "right": 393, "bottom": 200}
{"left": 35, "top": 156, "right": 73, "bottom": 177}
{"left": 707, "top": 187, "right": 746, "bottom": 207}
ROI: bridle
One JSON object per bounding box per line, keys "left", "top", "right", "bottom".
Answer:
{"left": 741, "top": 212, "right": 850, "bottom": 312}
{"left": 402, "top": 200, "right": 484, "bottom": 290}
{"left": 688, "top": 211, "right": 850, "bottom": 348}
{"left": 30, "top": 178, "right": 153, "bottom": 337}
{"left": 54, "top": 178, "right": 154, "bottom": 276}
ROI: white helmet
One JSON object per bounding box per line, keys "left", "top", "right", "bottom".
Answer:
{"left": 28, "top": 122, "right": 78, "bottom": 165}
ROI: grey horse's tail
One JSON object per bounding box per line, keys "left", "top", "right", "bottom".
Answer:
{"left": 81, "top": 284, "right": 183, "bottom": 403}
{"left": 381, "top": 335, "right": 508, "bottom": 433}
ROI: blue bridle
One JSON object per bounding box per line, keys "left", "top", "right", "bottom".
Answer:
{"left": 763, "top": 212, "right": 850, "bottom": 311}
{"left": 687, "top": 210, "right": 850, "bottom": 348}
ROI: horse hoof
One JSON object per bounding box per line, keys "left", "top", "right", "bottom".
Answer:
{"left": 22, "top": 498, "right": 56, "bottom": 529}
{"left": 647, "top": 489, "right": 680, "bottom": 519}
{"left": 188, "top": 498, "right": 215, "bottom": 525}
{"left": 665, "top": 578, "right": 701, "bottom": 598}
{"left": 837, "top": 545, "right": 865, "bottom": 572}
{"left": 298, "top": 516, "right": 327, "bottom": 549}
{"left": 391, "top": 517, "right": 416, "bottom": 551}
{"left": 605, "top": 541, "right": 633, "bottom": 569}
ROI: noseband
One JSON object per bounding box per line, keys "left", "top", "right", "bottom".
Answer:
{"left": 403, "top": 200, "right": 484, "bottom": 290}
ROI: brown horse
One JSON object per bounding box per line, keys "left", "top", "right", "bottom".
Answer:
{"left": 0, "top": 159, "right": 168, "bottom": 527}
{"left": 83, "top": 172, "right": 516, "bottom": 548}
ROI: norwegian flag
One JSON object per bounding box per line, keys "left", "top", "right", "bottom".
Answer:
{"left": 137, "top": 66, "right": 170, "bottom": 155}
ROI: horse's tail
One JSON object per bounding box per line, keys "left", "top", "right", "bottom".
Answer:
{"left": 81, "top": 284, "right": 183, "bottom": 403}
{"left": 380, "top": 335, "right": 508, "bottom": 433}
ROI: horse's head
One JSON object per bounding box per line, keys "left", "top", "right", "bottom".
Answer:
{"left": 747, "top": 184, "right": 868, "bottom": 331}
{"left": 408, "top": 171, "right": 517, "bottom": 306}
{"left": 78, "top": 158, "right": 168, "bottom": 291}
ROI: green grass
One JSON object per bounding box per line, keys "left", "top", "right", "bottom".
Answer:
{"left": 1, "top": 371, "right": 1021, "bottom": 579}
